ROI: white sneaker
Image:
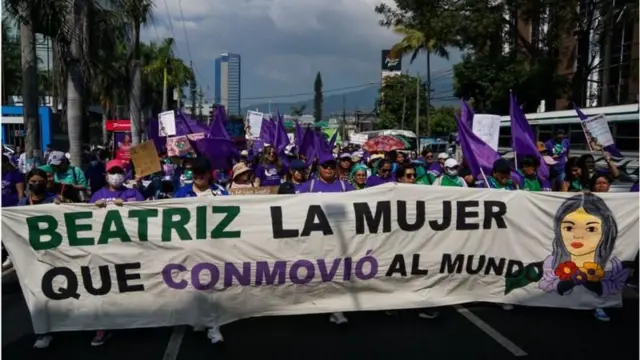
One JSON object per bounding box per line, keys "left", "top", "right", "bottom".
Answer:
{"left": 329, "top": 312, "right": 348, "bottom": 324}
{"left": 502, "top": 304, "right": 514, "bottom": 311}
{"left": 594, "top": 308, "right": 610, "bottom": 322}
{"left": 207, "top": 327, "right": 224, "bottom": 344}
{"left": 33, "top": 334, "right": 52, "bottom": 348}
{"left": 2, "top": 257, "right": 13, "bottom": 271}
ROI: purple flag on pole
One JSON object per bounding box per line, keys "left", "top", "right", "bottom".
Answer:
{"left": 273, "top": 111, "right": 289, "bottom": 153}
{"left": 573, "top": 104, "right": 623, "bottom": 158}
{"left": 300, "top": 126, "right": 316, "bottom": 165}
{"left": 456, "top": 100, "right": 474, "bottom": 142}
{"left": 209, "top": 107, "right": 231, "bottom": 140}
{"left": 328, "top": 130, "right": 338, "bottom": 150}
{"left": 510, "top": 92, "right": 550, "bottom": 179}
{"left": 455, "top": 112, "right": 499, "bottom": 180}
{"left": 260, "top": 118, "right": 275, "bottom": 146}
{"left": 146, "top": 118, "right": 166, "bottom": 153}
{"left": 191, "top": 137, "right": 237, "bottom": 170}
{"left": 175, "top": 111, "right": 209, "bottom": 136}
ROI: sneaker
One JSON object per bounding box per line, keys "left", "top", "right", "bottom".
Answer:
{"left": 502, "top": 304, "right": 514, "bottom": 311}
{"left": 207, "top": 327, "right": 224, "bottom": 344}
{"left": 418, "top": 310, "right": 440, "bottom": 319}
{"left": 329, "top": 312, "right": 348, "bottom": 324}
{"left": 2, "top": 257, "right": 13, "bottom": 271}
{"left": 90, "top": 330, "right": 111, "bottom": 346}
{"left": 594, "top": 308, "right": 610, "bottom": 322}
{"left": 33, "top": 334, "right": 52, "bottom": 348}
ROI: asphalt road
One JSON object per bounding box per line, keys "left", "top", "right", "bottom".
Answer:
{"left": 3, "top": 270, "right": 638, "bottom": 360}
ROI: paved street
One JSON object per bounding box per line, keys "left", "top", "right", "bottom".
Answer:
{"left": 3, "top": 270, "right": 638, "bottom": 360}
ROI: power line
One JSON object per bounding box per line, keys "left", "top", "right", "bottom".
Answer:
{"left": 161, "top": 0, "right": 179, "bottom": 57}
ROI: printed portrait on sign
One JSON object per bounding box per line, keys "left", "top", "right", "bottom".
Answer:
{"left": 505, "top": 193, "right": 630, "bottom": 296}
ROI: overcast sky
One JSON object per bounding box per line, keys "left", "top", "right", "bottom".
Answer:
{"left": 141, "top": 0, "right": 461, "bottom": 105}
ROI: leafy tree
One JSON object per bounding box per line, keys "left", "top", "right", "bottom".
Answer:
{"left": 375, "top": 74, "right": 429, "bottom": 134}
{"left": 1, "top": 19, "right": 22, "bottom": 104}
{"left": 425, "top": 106, "right": 457, "bottom": 135}
{"left": 313, "top": 72, "right": 322, "bottom": 122}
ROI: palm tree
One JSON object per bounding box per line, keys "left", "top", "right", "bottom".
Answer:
{"left": 120, "top": 0, "right": 155, "bottom": 146}
{"left": 390, "top": 25, "right": 450, "bottom": 136}
{"left": 142, "top": 38, "right": 192, "bottom": 113}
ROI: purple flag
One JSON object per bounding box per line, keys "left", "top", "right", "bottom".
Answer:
{"left": 146, "top": 118, "right": 166, "bottom": 154}
{"left": 510, "top": 92, "right": 550, "bottom": 179}
{"left": 273, "top": 111, "right": 289, "bottom": 153}
{"left": 192, "top": 137, "right": 237, "bottom": 170}
{"left": 574, "top": 104, "right": 623, "bottom": 158}
{"left": 300, "top": 126, "right": 316, "bottom": 165}
{"left": 175, "top": 111, "right": 209, "bottom": 136}
{"left": 455, "top": 112, "right": 499, "bottom": 180}
{"left": 260, "top": 118, "right": 275, "bottom": 146}
{"left": 209, "top": 107, "right": 231, "bottom": 140}
{"left": 456, "top": 100, "right": 474, "bottom": 143}
{"left": 328, "top": 131, "right": 338, "bottom": 150}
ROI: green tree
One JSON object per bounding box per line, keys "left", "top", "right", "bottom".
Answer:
{"left": 375, "top": 74, "right": 428, "bottom": 133}
{"left": 425, "top": 106, "right": 457, "bottom": 135}
{"left": 313, "top": 72, "right": 323, "bottom": 122}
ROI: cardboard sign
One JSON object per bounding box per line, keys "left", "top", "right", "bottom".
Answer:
{"left": 130, "top": 140, "right": 161, "bottom": 177}
{"left": 228, "top": 186, "right": 279, "bottom": 196}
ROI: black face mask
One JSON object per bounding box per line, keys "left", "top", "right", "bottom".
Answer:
{"left": 29, "top": 183, "right": 47, "bottom": 195}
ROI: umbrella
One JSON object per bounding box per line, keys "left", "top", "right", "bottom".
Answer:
{"left": 362, "top": 135, "right": 406, "bottom": 153}
{"left": 389, "top": 135, "right": 411, "bottom": 149}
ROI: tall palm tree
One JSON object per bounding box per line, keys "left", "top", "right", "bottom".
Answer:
{"left": 142, "top": 38, "right": 192, "bottom": 113}
{"left": 120, "top": 0, "right": 155, "bottom": 146}
{"left": 390, "top": 25, "right": 450, "bottom": 136}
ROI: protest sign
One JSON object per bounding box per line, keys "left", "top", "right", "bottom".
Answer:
{"left": 246, "top": 111, "right": 263, "bottom": 138}
{"left": 2, "top": 184, "right": 638, "bottom": 333}
{"left": 581, "top": 114, "right": 614, "bottom": 152}
{"left": 472, "top": 114, "right": 501, "bottom": 151}
{"left": 228, "top": 186, "right": 279, "bottom": 196}
{"left": 159, "top": 111, "right": 177, "bottom": 137}
{"left": 166, "top": 135, "right": 194, "bottom": 157}
{"left": 130, "top": 141, "right": 161, "bottom": 177}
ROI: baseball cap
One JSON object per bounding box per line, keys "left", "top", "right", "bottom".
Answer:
{"left": 339, "top": 153, "right": 351, "bottom": 159}
{"left": 444, "top": 158, "right": 459, "bottom": 168}
{"left": 290, "top": 159, "right": 306, "bottom": 170}
{"left": 240, "top": 150, "right": 249, "bottom": 157}
{"left": 106, "top": 159, "right": 126, "bottom": 172}
{"left": 47, "top": 151, "right": 66, "bottom": 165}
{"left": 438, "top": 152, "right": 449, "bottom": 160}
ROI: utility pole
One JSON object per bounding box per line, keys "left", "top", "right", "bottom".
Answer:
{"left": 342, "top": 95, "right": 346, "bottom": 142}
{"left": 415, "top": 72, "right": 420, "bottom": 137}
{"left": 425, "top": 51, "right": 431, "bottom": 136}
{"left": 401, "top": 79, "right": 407, "bottom": 130}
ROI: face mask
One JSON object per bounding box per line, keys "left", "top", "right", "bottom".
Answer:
{"left": 107, "top": 173, "right": 125, "bottom": 187}
{"left": 29, "top": 183, "right": 47, "bottom": 195}
{"left": 90, "top": 160, "right": 98, "bottom": 167}
{"left": 445, "top": 168, "right": 458, "bottom": 176}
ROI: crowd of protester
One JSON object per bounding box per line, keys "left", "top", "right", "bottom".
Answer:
{"left": 1, "top": 128, "right": 638, "bottom": 348}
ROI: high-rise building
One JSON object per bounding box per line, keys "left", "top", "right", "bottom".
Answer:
{"left": 214, "top": 53, "right": 242, "bottom": 116}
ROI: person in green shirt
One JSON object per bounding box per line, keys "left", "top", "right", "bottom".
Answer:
{"left": 40, "top": 151, "right": 87, "bottom": 188}
{"left": 350, "top": 164, "right": 369, "bottom": 190}
{"left": 517, "top": 155, "right": 551, "bottom": 191}
{"left": 413, "top": 161, "right": 436, "bottom": 185}
{"left": 434, "top": 159, "right": 467, "bottom": 187}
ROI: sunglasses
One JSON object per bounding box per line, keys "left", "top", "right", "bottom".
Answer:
{"left": 405, "top": 173, "right": 416, "bottom": 179}
{"left": 380, "top": 168, "right": 391, "bottom": 173}
{"left": 320, "top": 163, "right": 337, "bottom": 170}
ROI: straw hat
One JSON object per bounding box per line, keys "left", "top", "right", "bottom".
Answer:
{"left": 232, "top": 162, "right": 252, "bottom": 180}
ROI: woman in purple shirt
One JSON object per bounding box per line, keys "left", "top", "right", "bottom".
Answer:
{"left": 296, "top": 153, "right": 353, "bottom": 325}
{"left": 253, "top": 146, "right": 286, "bottom": 187}
{"left": 2, "top": 155, "right": 24, "bottom": 207}
{"left": 365, "top": 159, "right": 394, "bottom": 187}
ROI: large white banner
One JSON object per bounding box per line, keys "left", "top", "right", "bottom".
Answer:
{"left": 2, "top": 184, "right": 638, "bottom": 333}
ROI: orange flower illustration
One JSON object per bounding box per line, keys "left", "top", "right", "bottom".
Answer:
{"left": 579, "top": 262, "right": 604, "bottom": 282}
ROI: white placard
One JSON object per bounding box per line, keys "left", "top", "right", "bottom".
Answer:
{"left": 158, "top": 110, "right": 177, "bottom": 137}
{"left": 581, "top": 114, "right": 614, "bottom": 152}
{"left": 471, "top": 114, "right": 501, "bottom": 151}
{"left": 349, "top": 133, "right": 368, "bottom": 145}
{"left": 246, "top": 111, "right": 264, "bottom": 139}
{"left": 3, "top": 185, "right": 637, "bottom": 333}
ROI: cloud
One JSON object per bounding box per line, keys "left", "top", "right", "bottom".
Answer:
{"left": 142, "top": 0, "right": 460, "bottom": 105}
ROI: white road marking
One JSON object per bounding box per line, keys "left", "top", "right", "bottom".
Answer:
{"left": 455, "top": 305, "right": 528, "bottom": 357}
{"left": 162, "top": 326, "right": 186, "bottom": 360}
